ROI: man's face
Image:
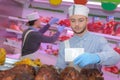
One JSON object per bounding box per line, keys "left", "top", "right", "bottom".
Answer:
{"left": 35, "top": 19, "right": 41, "bottom": 28}
{"left": 69, "top": 15, "right": 88, "bottom": 34}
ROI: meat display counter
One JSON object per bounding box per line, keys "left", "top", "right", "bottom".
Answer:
{"left": 0, "top": 58, "right": 19, "bottom": 70}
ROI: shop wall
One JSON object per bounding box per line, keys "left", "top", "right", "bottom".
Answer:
{"left": 0, "top": 0, "right": 24, "bottom": 54}
{"left": 0, "top": 0, "right": 23, "bottom": 28}
{"left": 22, "top": 1, "right": 71, "bottom": 19}
{"left": 22, "top": 1, "right": 120, "bottom": 22}
{"left": 89, "top": 7, "right": 120, "bottom": 21}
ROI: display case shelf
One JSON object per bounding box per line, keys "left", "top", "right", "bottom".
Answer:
{"left": 65, "top": 27, "right": 120, "bottom": 43}
{"left": 6, "top": 28, "right": 23, "bottom": 34}
{"left": 91, "top": 32, "right": 120, "bottom": 43}
{"left": 3, "top": 38, "right": 21, "bottom": 49}
{"left": 6, "top": 25, "right": 120, "bottom": 43}
{"left": 8, "top": 16, "right": 28, "bottom": 22}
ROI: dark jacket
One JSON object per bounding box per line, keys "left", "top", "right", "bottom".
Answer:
{"left": 22, "top": 24, "right": 60, "bottom": 56}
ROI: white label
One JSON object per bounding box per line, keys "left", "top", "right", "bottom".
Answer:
{"left": 65, "top": 48, "right": 84, "bottom": 62}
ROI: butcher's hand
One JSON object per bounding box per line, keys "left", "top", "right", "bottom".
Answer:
{"left": 73, "top": 53, "right": 100, "bottom": 67}
{"left": 57, "top": 25, "right": 65, "bottom": 33}
{"left": 48, "top": 17, "right": 59, "bottom": 25}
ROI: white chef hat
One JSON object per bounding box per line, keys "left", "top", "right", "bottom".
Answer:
{"left": 27, "top": 12, "right": 40, "bottom": 21}
{"left": 68, "top": 4, "right": 89, "bottom": 17}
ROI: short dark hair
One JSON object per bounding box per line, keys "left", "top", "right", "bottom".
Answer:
{"left": 27, "top": 20, "right": 37, "bottom": 26}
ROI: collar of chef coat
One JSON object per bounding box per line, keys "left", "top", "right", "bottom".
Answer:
{"left": 73, "top": 31, "right": 90, "bottom": 41}
{"left": 29, "top": 26, "right": 39, "bottom": 31}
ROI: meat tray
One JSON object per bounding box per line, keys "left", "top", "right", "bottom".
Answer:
{"left": 0, "top": 57, "right": 19, "bottom": 70}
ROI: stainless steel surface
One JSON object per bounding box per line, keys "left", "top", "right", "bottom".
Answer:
{"left": 0, "top": 57, "right": 19, "bottom": 70}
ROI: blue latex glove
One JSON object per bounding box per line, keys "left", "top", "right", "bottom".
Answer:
{"left": 49, "top": 17, "right": 59, "bottom": 25}
{"left": 74, "top": 53, "right": 100, "bottom": 67}
{"left": 57, "top": 25, "right": 65, "bottom": 33}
